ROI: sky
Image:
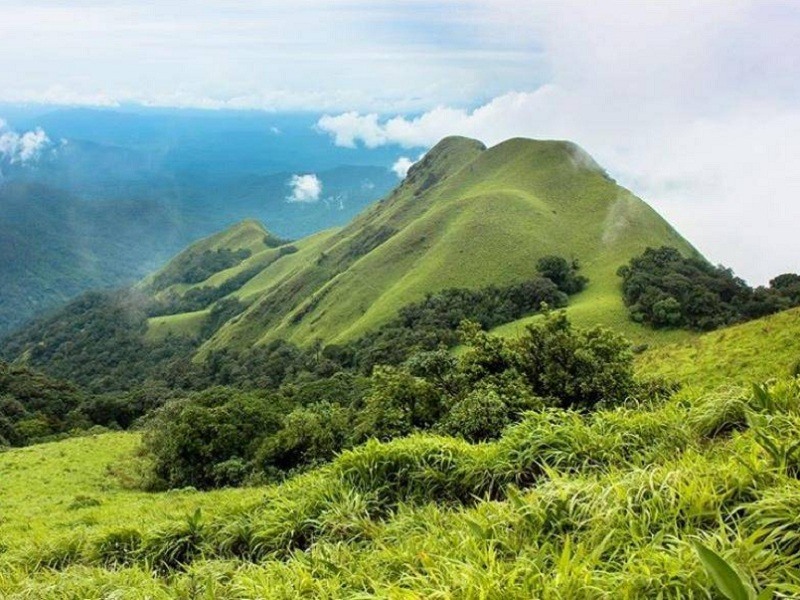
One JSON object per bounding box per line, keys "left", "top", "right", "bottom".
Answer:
{"left": 1, "top": 0, "right": 799, "bottom": 283}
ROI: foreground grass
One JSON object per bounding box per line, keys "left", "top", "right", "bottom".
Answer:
{"left": 637, "top": 306, "right": 800, "bottom": 391}
{"left": 5, "top": 310, "right": 800, "bottom": 597}
{"left": 0, "top": 433, "right": 263, "bottom": 562}
{"left": 3, "top": 377, "right": 800, "bottom": 598}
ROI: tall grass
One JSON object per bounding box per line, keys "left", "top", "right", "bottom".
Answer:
{"left": 2, "top": 378, "right": 800, "bottom": 598}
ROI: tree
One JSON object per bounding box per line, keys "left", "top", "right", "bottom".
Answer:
{"left": 354, "top": 366, "right": 444, "bottom": 442}
{"left": 509, "top": 311, "right": 635, "bottom": 409}
{"left": 621, "top": 248, "right": 800, "bottom": 331}
{"left": 536, "top": 255, "right": 588, "bottom": 294}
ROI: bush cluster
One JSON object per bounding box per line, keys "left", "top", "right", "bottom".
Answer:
{"left": 619, "top": 246, "right": 800, "bottom": 330}
{"left": 142, "top": 312, "right": 638, "bottom": 489}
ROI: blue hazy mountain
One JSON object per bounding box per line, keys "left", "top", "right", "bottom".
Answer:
{"left": 0, "top": 106, "right": 416, "bottom": 334}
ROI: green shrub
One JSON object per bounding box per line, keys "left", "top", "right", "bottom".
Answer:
{"left": 257, "top": 402, "right": 353, "bottom": 474}
{"left": 438, "top": 389, "right": 511, "bottom": 442}
{"left": 466, "top": 311, "right": 637, "bottom": 410}
{"left": 618, "top": 246, "right": 800, "bottom": 331}
{"left": 143, "top": 509, "right": 206, "bottom": 574}
{"left": 536, "top": 255, "right": 588, "bottom": 294}
{"left": 142, "top": 389, "right": 284, "bottom": 489}
{"left": 354, "top": 367, "right": 445, "bottom": 442}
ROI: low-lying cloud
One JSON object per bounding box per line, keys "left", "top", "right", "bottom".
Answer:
{"left": 316, "top": 2, "right": 800, "bottom": 284}
{"left": 391, "top": 156, "right": 417, "bottom": 179}
{"left": 287, "top": 173, "right": 323, "bottom": 203}
{"left": 0, "top": 119, "right": 53, "bottom": 164}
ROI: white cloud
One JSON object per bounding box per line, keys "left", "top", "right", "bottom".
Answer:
{"left": 317, "top": 113, "right": 386, "bottom": 148}
{"left": 287, "top": 174, "right": 323, "bottom": 203}
{"left": 391, "top": 157, "right": 415, "bottom": 178}
{"left": 18, "top": 128, "right": 52, "bottom": 162}
{"left": 390, "top": 153, "right": 426, "bottom": 178}
{"left": 0, "top": 121, "right": 53, "bottom": 164}
{"left": 316, "top": 2, "right": 800, "bottom": 284}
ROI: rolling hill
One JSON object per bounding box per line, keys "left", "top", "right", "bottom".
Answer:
{"left": 143, "top": 135, "right": 699, "bottom": 354}
{"left": 0, "top": 108, "right": 402, "bottom": 336}
{"left": 1, "top": 136, "right": 701, "bottom": 385}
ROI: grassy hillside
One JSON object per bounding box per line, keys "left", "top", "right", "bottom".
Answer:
{"left": 192, "top": 136, "right": 697, "bottom": 354}
{"left": 2, "top": 344, "right": 800, "bottom": 597}
{"left": 139, "top": 219, "right": 272, "bottom": 296}
{"left": 4, "top": 136, "right": 700, "bottom": 371}
{"left": 637, "top": 306, "right": 800, "bottom": 391}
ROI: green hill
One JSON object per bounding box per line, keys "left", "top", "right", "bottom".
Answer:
{"left": 134, "top": 136, "right": 697, "bottom": 355}
{"left": 1, "top": 136, "right": 701, "bottom": 388}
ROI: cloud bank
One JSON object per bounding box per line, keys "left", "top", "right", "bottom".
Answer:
{"left": 0, "top": 120, "right": 52, "bottom": 164}
{"left": 391, "top": 156, "right": 418, "bottom": 179}
{"left": 317, "top": 2, "right": 800, "bottom": 284}
{"left": 287, "top": 174, "right": 323, "bottom": 203}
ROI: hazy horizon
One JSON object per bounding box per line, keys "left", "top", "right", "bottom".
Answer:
{"left": 2, "top": 1, "right": 799, "bottom": 283}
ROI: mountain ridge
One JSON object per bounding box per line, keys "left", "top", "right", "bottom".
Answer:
{"left": 138, "top": 136, "right": 698, "bottom": 355}
{"left": 2, "top": 135, "right": 700, "bottom": 379}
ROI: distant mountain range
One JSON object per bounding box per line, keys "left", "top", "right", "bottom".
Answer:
{"left": 0, "top": 107, "right": 411, "bottom": 334}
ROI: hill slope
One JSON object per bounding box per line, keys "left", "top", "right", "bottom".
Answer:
{"left": 636, "top": 306, "right": 800, "bottom": 390}
{"left": 2, "top": 136, "right": 700, "bottom": 381}
{"left": 3, "top": 307, "right": 800, "bottom": 596}
{"left": 193, "top": 136, "right": 697, "bottom": 354}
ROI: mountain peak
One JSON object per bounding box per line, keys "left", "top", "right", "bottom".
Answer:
{"left": 404, "top": 136, "right": 486, "bottom": 191}
{"left": 485, "top": 138, "right": 607, "bottom": 175}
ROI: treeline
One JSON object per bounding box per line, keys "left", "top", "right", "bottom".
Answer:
{"left": 142, "top": 311, "right": 643, "bottom": 489}
{"left": 0, "top": 256, "right": 588, "bottom": 451}
{"left": 0, "top": 291, "right": 197, "bottom": 393}
{"left": 0, "top": 334, "right": 211, "bottom": 447}
{"left": 619, "top": 246, "right": 800, "bottom": 331}
{"left": 0, "top": 361, "right": 184, "bottom": 447}
{"left": 0, "top": 361, "right": 91, "bottom": 446}
{"left": 332, "top": 261, "right": 581, "bottom": 373}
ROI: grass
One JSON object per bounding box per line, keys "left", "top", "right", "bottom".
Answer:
{"left": 144, "top": 309, "right": 210, "bottom": 342}
{"left": 637, "top": 307, "right": 800, "bottom": 391}
{"left": 3, "top": 376, "right": 800, "bottom": 597}
{"left": 0, "top": 434, "right": 262, "bottom": 555}
{"left": 138, "top": 219, "right": 271, "bottom": 296}
{"left": 5, "top": 309, "right": 800, "bottom": 597}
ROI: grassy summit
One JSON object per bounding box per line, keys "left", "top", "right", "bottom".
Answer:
{"left": 138, "top": 136, "right": 697, "bottom": 354}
